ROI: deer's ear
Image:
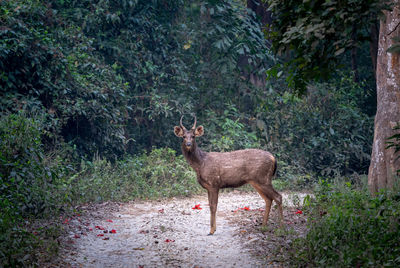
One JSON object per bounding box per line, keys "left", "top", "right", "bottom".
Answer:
{"left": 195, "top": 125, "right": 204, "bottom": 137}
{"left": 174, "top": 126, "right": 184, "bottom": 137}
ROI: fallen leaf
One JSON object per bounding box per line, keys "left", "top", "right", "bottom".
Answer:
{"left": 95, "top": 225, "right": 105, "bottom": 230}
{"left": 110, "top": 229, "right": 117, "bottom": 234}
{"left": 106, "top": 219, "right": 113, "bottom": 223}
{"left": 74, "top": 234, "right": 81, "bottom": 239}
{"left": 103, "top": 237, "right": 110, "bottom": 240}
{"left": 133, "top": 247, "right": 145, "bottom": 250}
{"left": 295, "top": 210, "right": 303, "bottom": 215}
{"left": 192, "top": 204, "right": 202, "bottom": 210}
{"left": 165, "top": 239, "right": 175, "bottom": 243}
{"left": 97, "top": 234, "right": 104, "bottom": 237}
{"left": 158, "top": 208, "right": 165, "bottom": 213}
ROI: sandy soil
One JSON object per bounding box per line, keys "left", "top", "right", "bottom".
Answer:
{"left": 56, "top": 191, "right": 308, "bottom": 268}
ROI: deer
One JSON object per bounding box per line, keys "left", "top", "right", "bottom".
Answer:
{"left": 174, "top": 115, "right": 283, "bottom": 235}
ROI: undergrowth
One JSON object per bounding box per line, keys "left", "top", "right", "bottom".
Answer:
{"left": 289, "top": 179, "right": 400, "bottom": 267}
{"left": 69, "top": 148, "right": 202, "bottom": 203}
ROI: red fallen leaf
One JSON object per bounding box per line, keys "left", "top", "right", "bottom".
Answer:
{"left": 95, "top": 225, "right": 105, "bottom": 230}
{"left": 76, "top": 213, "right": 81, "bottom": 217}
{"left": 63, "top": 218, "right": 70, "bottom": 224}
{"left": 106, "top": 219, "right": 113, "bottom": 223}
{"left": 295, "top": 210, "right": 303, "bottom": 215}
{"left": 165, "top": 239, "right": 175, "bottom": 243}
{"left": 103, "top": 237, "right": 110, "bottom": 240}
{"left": 110, "top": 229, "right": 117, "bottom": 234}
{"left": 192, "top": 204, "right": 202, "bottom": 210}
{"left": 88, "top": 228, "right": 93, "bottom": 231}
{"left": 74, "top": 234, "right": 81, "bottom": 239}
{"left": 233, "top": 207, "right": 251, "bottom": 212}
{"left": 158, "top": 208, "right": 165, "bottom": 213}
{"left": 97, "top": 234, "right": 104, "bottom": 237}
{"left": 139, "top": 266, "right": 144, "bottom": 268}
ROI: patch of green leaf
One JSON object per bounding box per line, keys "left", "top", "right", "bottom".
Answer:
{"left": 289, "top": 179, "right": 400, "bottom": 267}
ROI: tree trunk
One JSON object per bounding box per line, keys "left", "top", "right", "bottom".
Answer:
{"left": 368, "top": 0, "right": 400, "bottom": 193}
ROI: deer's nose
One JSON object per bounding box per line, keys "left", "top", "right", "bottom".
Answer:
{"left": 186, "top": 142, "right": 192, "bottom": 147}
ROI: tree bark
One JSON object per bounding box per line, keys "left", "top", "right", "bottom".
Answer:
{"left": 368, "top": 0, "right": 400, "bottom": 193}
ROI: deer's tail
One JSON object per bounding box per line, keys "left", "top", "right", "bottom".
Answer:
{"left": 272, "top": 158, "right": 277, "bottom": 177}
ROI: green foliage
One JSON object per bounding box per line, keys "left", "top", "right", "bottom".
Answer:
{"left": 255, "top": 78, "right": 373, "bottom": 178}
{"left": 0, "top": 113, "right": 54, "bottom": 216}
{"left": 0, "top": 113, "right": 67, "bottom": 267}
{"left": 0, "top": 210, "right": 39, "bottom": 267}
{"left": 267, "top": 0, "right": 392, "bottom": 92}
{"left": 69, "top": 148, "right": 201, "bottom": 203}
{"left": 201, "top": 104, "right": 260, "bottom": 152}
{"left": 1, "top": 0, "right": 129, "bottom": 159}
{"left": 290, "top": 179, "right": 400, "bottom": 267}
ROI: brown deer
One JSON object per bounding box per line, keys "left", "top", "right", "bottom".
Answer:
{"left": 174, "top": 116, "right": 283, "bottom": 235}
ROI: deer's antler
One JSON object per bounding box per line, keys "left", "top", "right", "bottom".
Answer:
{"left": 192, "top": 115, "right": 197, "bottom": 130}
{"left": 180, "top": 115, "right": 186, "bottom": 130}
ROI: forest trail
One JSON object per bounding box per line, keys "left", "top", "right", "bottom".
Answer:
{"left": 59, "top": 191, "right": 306, "bottom": 268}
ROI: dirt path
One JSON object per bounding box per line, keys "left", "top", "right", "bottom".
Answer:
{"left": 59, "top": 191, "right": 307, "bottom": 268}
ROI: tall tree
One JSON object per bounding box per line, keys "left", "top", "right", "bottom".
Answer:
{"left": 368, "top": 0, "right": 400, "bottom": 192}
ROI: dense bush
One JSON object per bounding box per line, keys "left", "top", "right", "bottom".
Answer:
{"left": 1, "top": 0, "right": 129, "bottom": 159}
{"left": 0, "top": 113, "right": 55, "bottom": 216}
{"left": 290, "top": 179, "right": 400, "bottom": 267}
{"left": 0, "top": 113, "right": 62, "bottom": 266}
{"left": 254, "top": 78, "right": 373, "bottom": 179}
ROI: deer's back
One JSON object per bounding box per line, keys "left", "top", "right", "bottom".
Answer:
{"left": 200, "top": 149, "right": 276, "bottom": 188}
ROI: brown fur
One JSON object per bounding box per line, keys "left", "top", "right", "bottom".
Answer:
{"left": 174, "top": 117, "right": 283, "bottom": 235}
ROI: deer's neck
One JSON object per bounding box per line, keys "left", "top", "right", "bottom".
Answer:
{"left": 182, "top": 143, "right": 206, "bottom": 172}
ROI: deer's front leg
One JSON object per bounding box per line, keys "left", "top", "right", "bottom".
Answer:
{"left": 207, "top": 188, "right": 219, "bottom": 235}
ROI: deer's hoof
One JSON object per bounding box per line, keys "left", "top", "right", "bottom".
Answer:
{"left": 207, "top": 232, "right": 214, "bottom": 236}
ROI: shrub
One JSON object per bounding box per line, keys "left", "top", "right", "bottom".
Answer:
{"left": 290, "top": 179, "right": 400, "bottom": 267}
{"left": 0, "top": 113, "right": 55, "bottom": 216}
{"left": 70, "top": 148, "right": 202, "bottom": 203}
{"left": 0, "top": 113, "right": 59, "bottom": 266}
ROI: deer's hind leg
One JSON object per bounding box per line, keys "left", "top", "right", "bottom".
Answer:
{"left": 250, "top": 182, "right": 283, "bottom": 226}
{"left": 249, "top": 182, "right": 272, "bottom": 225}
